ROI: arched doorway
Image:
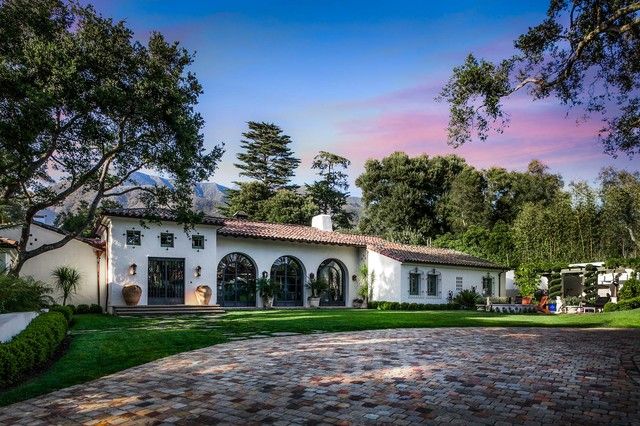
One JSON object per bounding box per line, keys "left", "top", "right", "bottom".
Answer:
{"left": 271, "top": 256, "right": 304, "bottom": 306}
{"left": 317, "top": 259, "right": 346, "bottom": 306}
{"left": 216, "top": 253, "right": 257, "bottom": 307}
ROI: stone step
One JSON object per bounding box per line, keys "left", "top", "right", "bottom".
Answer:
{"left": 112, "top": 305, "right": 226, "bottom": 316}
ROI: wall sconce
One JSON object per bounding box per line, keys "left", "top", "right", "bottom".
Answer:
{"left": 351, "top": 274, "right": 357, "bottom": 282}
{"left": 309, "top": 273, "right": 315, "bottom": 280}
{"left": 195, "top": 265, "right": 202, "bottom": 277}
{"left": 129, "top": 263, "right": 137, "bottom": 275}
{"left": 262, "top": 271, "right": 268, "bottom": 278}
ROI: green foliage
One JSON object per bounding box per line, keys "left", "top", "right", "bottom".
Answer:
{"left": 89, "top": 304, "right": 103, "bottom": 314}
{"left": 49, "top": 305, "right": 73, "bottom": 323}
{"left": 0, "top": 274, "right": 53, "bottom": 314}
{"left": 234, "top": 121, "right": 300, "bottom": 191}
{"left": 548, "top": 271, "right": 562, "bottom": 298}
{"left": 51, "top": 266, "right": 81, "bottom": 306}
{"left": 368, "top": 301, "right": 458, "bottom": 311}
{"left": 258, "top": 190, "right": 317, "bottom": 225}
{"left": 356, "top": 152, "right": 467, "bottom": 242}
{"left": 0, "top": 0, "right": 224, "bottom": 274}
{"left": 605, "top": 297, "right": 640, "bottom": 312}
{"left": 0, "top": 312, "right": 67, "bottom": 388}
{"left": 75, "top": 304, "right": 90, "bottom": 315}
{"left": 306, "top": 276, "right": 329, "bottom": 298}
{"left": 453, "top": 289, "right": 483, "bottom": 310}
{"left": 563, "top": 296, "right": 583, "bottom": 306}
{"left": 583, "top": 264, "right": 599, "bottom": 304}
{"left": 619, "top": 275, "right": 640, "bottom": 300}
{"left": 514, "top": 266, "right": 540, "bottom": 297}
{"left": 434, "top": 222, "right": 513, "bottom": 267}
{"left": 440, "top": 2, "right": 640, "bottom": 155}
{"left": 256, "top": 278, "right": 280, "bottom": 299}
{"left": 306, "top": 151, "right": 353, "bottom": 229}
{"left": 357, "top": 264, "right": 375, "bottom": 301}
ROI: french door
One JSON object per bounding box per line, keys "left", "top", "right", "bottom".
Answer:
{"left": 148, "top": 258, "right": 185, "bottom": 305}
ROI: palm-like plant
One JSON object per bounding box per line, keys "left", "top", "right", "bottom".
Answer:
{"left": 52, "top": 266, "right": 81, "bottom": 306}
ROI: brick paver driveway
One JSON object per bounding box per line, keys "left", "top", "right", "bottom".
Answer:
{"left": 1, "top": 328, "right": 639, "bottom": 425}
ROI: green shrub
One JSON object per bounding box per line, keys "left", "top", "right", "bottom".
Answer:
{"left": 603, "top": 302, "right": 619, "bottom": 312}
{"left": 619, "top": 275, "right": 640, "bottom": 300}
{"left": 453, "top": 289, "right": 483, "bottom": 310}
{"left": 617, "top": 296, "right": 640, "bottom": 311}
{"left": 0, "top": 312, "right": 68, "bottom": 388}
{"left": 0, "top": 274, "right": 53, "bottom": 314}
{"left": 75, "top": 304, "right": 90, "bottom": 314}
{"left": 89, "top": 304, "right": 103, "bottom": 314}
{"left": 49, "top": 305, "right": 73, "bottom": 322}
{"left": 370, "top": 301, "right": 458, "bottom": 311}
{"left": 66, "top": 304, "right": 76, "bottom": 314}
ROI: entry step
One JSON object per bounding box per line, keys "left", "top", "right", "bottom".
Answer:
{"left": 112, "top": 304, "right": 226, "bottom": 316}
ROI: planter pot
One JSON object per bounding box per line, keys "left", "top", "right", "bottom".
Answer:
{"left": 352, "top": 300, "right": 363, "bottom": 309}
{"left": 262, "top": 296, "right": 274, "bottom": 309}
{"left": 521, "top": 296, "right": 533, "bottom": 305}
{"left": 308, "top": 297, "right": 321, "bottom": 308}
{"left": 195, "top": 285, "right": 212, "bottom": 305}
{"left": 122, "top": 284, "right": 142, "bottom": 306}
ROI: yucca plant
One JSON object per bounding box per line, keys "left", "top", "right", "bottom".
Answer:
{"left": 52, "top": 266, "right": 81, "bottom": 306}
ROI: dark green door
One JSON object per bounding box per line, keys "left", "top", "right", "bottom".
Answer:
{"left": 148, "top": 258, "right": 185, "bottom": 305}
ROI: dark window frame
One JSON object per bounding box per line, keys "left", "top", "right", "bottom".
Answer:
{"left": 126, "top": 230, "right": 141, "bottom": 246}
{"left": 160, "top": 232, "right": 174, "bottom": 248}
{"left": 409, "top": 272, "right": 421, "bottom": 295}
{"left": 426, "top": 274, "right": 438, "bottom": 296}
{"left": 192, "top": 235, "right": 205, "bottom": 250}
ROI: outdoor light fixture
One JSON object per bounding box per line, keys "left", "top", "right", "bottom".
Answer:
{"left": 352, "top": 274, "right": 357, "bottom": 282}
{"left": 129, "top": 263, "right": 137, "bottom": 275}
{"left": 309, "top": 273, "right": 315, "bottom": 280}
{"left": 262, "top": 271, "right": 268, "bottom": 278}
{"left": 195, "top": 265, "right": 202, "bottom": 277}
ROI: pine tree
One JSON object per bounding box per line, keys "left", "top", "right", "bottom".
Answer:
{"left": 306, "top": 151, "right": 353, "bottom": 229}
{"left": 234, "top": 122, "right": 300, "bottom": 192}
{"left": 548, "top": 268, "right": 563, "bottom": 298}
{"left": 224, "top": 122, "right": 302, "bottom": 220}
{"left": 583, "top": 264, "right": 598, "bottom": 305}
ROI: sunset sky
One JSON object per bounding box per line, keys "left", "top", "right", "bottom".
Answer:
{"left": 89, "top": 0, "right": 638, "bottom": 194}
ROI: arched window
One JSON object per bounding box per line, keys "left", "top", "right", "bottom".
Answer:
{"left": 317, "top": 259, "right": 346, "bottom": 306}
{"left": 217, "top": 253, "right": 257, "bottom": 307}
{"left": 271, "top": 256, "right": 304, "bottom": 306}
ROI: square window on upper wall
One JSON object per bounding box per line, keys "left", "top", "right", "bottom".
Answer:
{"left": 126, "top": 230, "right": 141, "bottom": 246}
{"left": 192, "top": 235, "right": 205, "bottom": 250}
{"left": 160, "top": 232, "right": 174, "bottom": 248}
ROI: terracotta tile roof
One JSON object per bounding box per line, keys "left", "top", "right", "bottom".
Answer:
{"left": 218, "top": 218, "right": 382, "bottom": 247}
{"left": 367, "top": 241, "right": 506, "bottom": 270}
{"left": 102, "top": 208, "right": 225, "bottom": 226}
{"left": 102, "top": 208, "right": 504, "bottom": 269}
{"left": 0, "top": 236, "right": 18, "bottom": 248}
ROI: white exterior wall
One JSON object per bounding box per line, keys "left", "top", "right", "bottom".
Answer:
{"left": 0, "top": 312, "right": 39, "bottom": 343}
{"left": 397, "top": 263, "right": 503, "bottom": 304}
{"left": 216, "top": 237, "right": 360, "bottom": 307}
{"left": 106, "top": 217, "right": 218, "bottom": 307}
{"left": 368, "top": 251, "right": 402, "bottom": 302}
{"left": 3, "top": 225, "right": 106, "bottom": 307}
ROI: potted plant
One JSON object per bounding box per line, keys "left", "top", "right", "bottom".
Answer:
{"left": 195, "top": 285, "right": 212, "bottom": 305}
{"left": 306, "top": 275, "right": 328, "bottom": 308}
{"left": 122, "top": 283, "right": 142, "bottom": 306}
{"left": 515, "top": 266, "right": 540, "bottom": 305}
{"left": 563, "top": 296, "right": 582, "bottom": 313}
{"left": 257, "top": 277, "right": 280, "bottom": 309}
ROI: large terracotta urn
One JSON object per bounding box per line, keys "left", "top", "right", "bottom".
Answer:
{"left": 122, "top": 284, "right": 142, "bottom": 306}
{"left": 195, "top": 285, "right": 212, "bottom": 305}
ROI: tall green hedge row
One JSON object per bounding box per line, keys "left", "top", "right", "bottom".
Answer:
{"left": 604, "top": 296, "right": 640, "bottom": 312}
{"left": 0, "top": 311, "right": 68, "bottom": 388}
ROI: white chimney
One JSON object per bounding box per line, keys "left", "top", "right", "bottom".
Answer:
{"left": 311, "top": 214, "right": 333, "bottom": 232}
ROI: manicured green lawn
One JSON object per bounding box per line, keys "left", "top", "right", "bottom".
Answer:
{"left": 1, "top": 308, "right": 638, "bottom": 407}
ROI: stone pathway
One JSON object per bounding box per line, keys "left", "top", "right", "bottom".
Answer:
{"left": 1, "top": 328, "right": 639, "bottom": 425}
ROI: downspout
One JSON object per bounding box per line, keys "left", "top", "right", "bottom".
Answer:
{"left": 94, "top": 249, "right": 102, "bottom": 306}
{"left": 104, "top": 224, "right": 110, "bottom": 312}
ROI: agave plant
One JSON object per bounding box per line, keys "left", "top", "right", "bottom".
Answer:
{"left": 52, "top": 266, "right": 81, "bottom": 306}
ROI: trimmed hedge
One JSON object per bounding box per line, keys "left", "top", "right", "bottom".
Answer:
{"left": 75, "top": 304, "right": 90, "bottom": 314}
{"left": 0, "top": 311, "right": 68, "bottom": 388}
{"left": 49, "top": 305, "right": 74, "bottom": 322}
{"left": 89, "top": 304, "right": 103, "bottom": 314}
{"left": 368, "top": 301, "right": 460, "bottom": 311}
{"left": 604, "top": 296, "right": 640, "bottom": 312}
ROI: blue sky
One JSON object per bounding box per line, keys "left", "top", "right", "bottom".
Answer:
{"left": 88, "top": 0, "right": 638, "bottom": 194}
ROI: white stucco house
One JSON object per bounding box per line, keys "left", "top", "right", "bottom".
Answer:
{"left": 2, "top": 208, "right": 508, "bottom": 311}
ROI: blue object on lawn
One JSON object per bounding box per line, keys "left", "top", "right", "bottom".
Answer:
{"left": 548, "top": 303, "right": 556, "bottom": 312}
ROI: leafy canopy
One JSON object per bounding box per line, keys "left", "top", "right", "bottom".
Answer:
{"left": 439, "top": 1, "right": 640, "bottom": 156}
{"left": 0, "top": 0, "right": 224, "bottom": 274}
